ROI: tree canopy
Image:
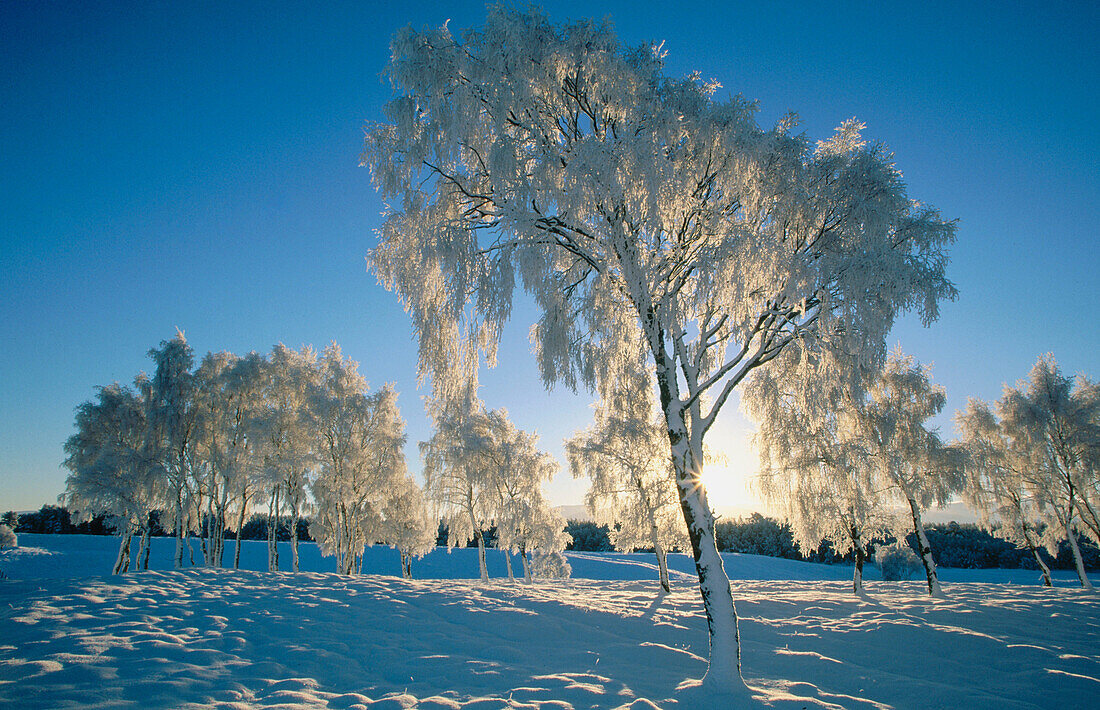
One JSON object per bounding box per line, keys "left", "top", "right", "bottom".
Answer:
{"left": 364, "top": 7, "right": 955, "bottom": 692}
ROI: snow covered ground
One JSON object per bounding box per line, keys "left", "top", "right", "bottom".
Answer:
{"left": 2, "top": 535, "right": 1098, "bottom": 709}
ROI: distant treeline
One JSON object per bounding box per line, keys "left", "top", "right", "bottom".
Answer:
{"left": 13, "top": 506, "right": 1099, "bottom": 571}
{"left": 563, "top": 515, "right": 1100, "bottom": 571}
{"left": 8, "top": 506, "right": 310, "bottom": 541}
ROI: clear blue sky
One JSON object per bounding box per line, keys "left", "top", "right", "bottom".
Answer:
{"left": 2, "top": 1, "right": 1097, "bottom": 514}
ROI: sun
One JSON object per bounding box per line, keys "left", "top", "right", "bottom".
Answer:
{"left": 699, "top": 436, "right": 763, "bottom": 513}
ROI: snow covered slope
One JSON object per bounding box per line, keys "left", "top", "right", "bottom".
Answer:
{"left": 1, "top": 535, "right": 1097, "bottom": 709}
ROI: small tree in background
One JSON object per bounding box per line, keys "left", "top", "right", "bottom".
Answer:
{"left": 379, "top": 474, "right": 437, "bottom": 579}
{"left": 62, "top": 381, "right": 157, "bottom": 574}
{"left": 0, "top": 524, "right": 17, "bottom": 550}
{"left": 312, "top": 347, "right": 407, "bottom": 576}
{"left": 258, "top": 344, "right": 320, "bottom": 572}
{"left": 144, "top": 330, "right": 199, "bottom": 569}
{"left": 854, "top": 350, "right": 964, "bottom": 597}
{"left": 567, "top": 371, "right": 687, "bottom": 592}
{"left": 751, "top": 378, "right": 896, "bottom": 595}
{"left": 958, "top": 399, "right": 1054, "bottom": 586}
{"left": 420, "top": 389, "right": 500, "bottom": 582}
{"left": 959, "top": 355, "right": 1099, "bottom": 588}
{"left": 875, "top": 544, "right": 921, "bottom": 581}
{"left": 483, "top": 409, "right": 560, "bottom": 582}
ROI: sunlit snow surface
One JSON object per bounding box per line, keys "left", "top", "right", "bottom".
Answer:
{"left": 2, "top": 535, "right": 1098, "bottom": 709}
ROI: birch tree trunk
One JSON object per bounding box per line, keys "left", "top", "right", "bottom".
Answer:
{"left": 140, "top": 520, "right": 152, "bottom": 570}
{"left": 135, "top": 519, "right": 148, "bottom": 571}
{"left": 214, "top": 484, "right": 229, "bottom": 567}
{"left": 504, "top": 550, "right": 514, "bottom": 582}
{"left": 174, "top": 488, "right": 185, "bottom": 569}
{"left": 233, "top": 497, "right": 248, "bottom": 570}
{"left": 656, "top": 355, "right": 745, "bottom": 695}
{"left": 113, "top": 528, "right": 133, "bottom": 575}
{"left": 1066, "top": 527, "right": 1093, "bottom": 589}
{"left": 521, "top": 545, "right": 531, "bottom": 583}
{"left": 851, "top": 531, "right": 866, "bottom": 595}
{"left": 647, "top": 510, "right": 670, "bottom": 592}
{"left": 475, "top": 528, "right": 488, "bottom": 582}
{"left": 267, "top": 488, "right": 280, "bottom": 572}
{"left": 1020, "top": 524, "right": 1053, "bottom": 587}
{"left": 907, "top": 497, "right": 944, "bottom": 597}
{"left": 290, "top": 495, "right": 301, "bottom": 573}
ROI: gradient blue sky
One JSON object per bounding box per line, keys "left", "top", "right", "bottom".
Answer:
{"left": 2, "top": 1, "right": 1097, "bottom": 514}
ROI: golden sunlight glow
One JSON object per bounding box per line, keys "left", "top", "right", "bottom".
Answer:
{"left": 700, "top": 433, "right": 766, "bottom": 515}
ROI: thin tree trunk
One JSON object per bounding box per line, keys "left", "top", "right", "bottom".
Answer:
{"left": 1066, "top": 527, "right": 1093, "bottom": 589}
{"left": 907, "top": 497, "right": 944, "bottom": 597}
{"left": 233, "top": 495, "right": 248, "bottom": 569}
{"left": 290, "top": 498, "right": 301, "bottom": 573}
{"left": 174, "top": 488, "right": 185, "bottom": 569}
{"left": 505, "top": 549, "right": 514, "bottom": 581}
{"left": 656, "top": 361, "right": 744, "bottom": 695}
{"left": 135, "top": 519, "right": 148, "bottom": 570}
{"left": 1021, "top": 524, "right": 1053, "bottom": 587}
{"left": 201, "top": 487, "right": 212, "bottom": 566}
{"left": 401, "top": 552, "right": 412, "bottom": 579}
{"left": 267, "top": 488, "right": 280, "bottom": 572}
{"left": 475, "top": 528, "right": 488, "bottom": 582}
{"left": 851, "top": 528, "right": 866, "bottom": 595}
{"left": 141, "top": 517, "right": 152, "bottom": 570}
{"left": 521, "top": 544, "right": 531, "bottom": 583}
{"left": 214, "top": 483, "right": 229, "bottom": 567}
{"left": 649, "top": 512, "right": 670, "bottom": 593}
{"left": 113, "top": 528, "right": 133, "bottom": 575}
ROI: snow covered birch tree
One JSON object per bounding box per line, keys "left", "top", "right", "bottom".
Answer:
{"left": 750, "top": 377, "right": 894, "bottom": 595}
{"left": 363, "top": 8, "right": 955, "bottom": 690}
{"left": 480, "top": 409, "right": 560, "bottom": 582}
{"left": 258, "top": 344, "right": 320, "bottom": 572}
{"left": 567, "top": 372, "right": 688, "bottom": 592}
{"left": 1002, "top": 356, "right": 1100, "bottom": 548}
{"left": 144, "top": 330, "right": 199, "bottom": 569}
{"left": 420, "top": 391, "right": 499, "bottom": 582}
{"left": 62, "top": 381, "right": 157, "bottom": 574}
{"left": 194, "top": 351, "right": 268, "bottom": 567}
{"left": 958, "top": 399, "right": 1054, "bottom": 587}
{"left": 311, "top": 346, "right": 407, "bottom": 575}
{"left": 855, "top": 350, "right": 964, "bottom": 597}
{"left": 379, "top": 474, "right": 437, "bottom": 579}
{"left": 960, "top": 356, "right": 1098, "bottom": 588}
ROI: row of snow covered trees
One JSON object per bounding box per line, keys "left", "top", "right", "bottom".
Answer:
{"left": 422, "top": 384, "right": 571, "bottom": 583}
{"left": 959, "top": 355, "right": 1100, "bottom": 589}
{"left": 62, "top": 331, "right": 436, "bottom": 576}
{"left": 748, "top": 349, "right": 1100, "bottom": 596}
{"left": 62, "top": 331, "right": 574, "bottom": 580}
{"left": 751, "top": 349, "right": 964, "bottom": 597}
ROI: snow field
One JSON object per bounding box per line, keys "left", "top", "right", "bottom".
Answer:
{"left": 1, "top": 535, "right": 1098, "bottom": 709}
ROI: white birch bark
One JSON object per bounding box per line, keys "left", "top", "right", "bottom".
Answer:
{"left": 850, "top": 528, "right": 867, "bottom": 596}
{"left": 475, "top": 528, "right": 488, "bottom": 583}
{"left": 1066, "top": 525, "right": 1093, "bottom": 589}
{"left": 113, "top": 527, "right": 133, "bottom": 575}
{"left": 907, "top": 497, "right": 944, "bottom": 597}
{"left": 1021, "top": 524, "right": 1053, "bottom": 587}
{"left": 521, "top": 546, "right": 532, "bottom": 583}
